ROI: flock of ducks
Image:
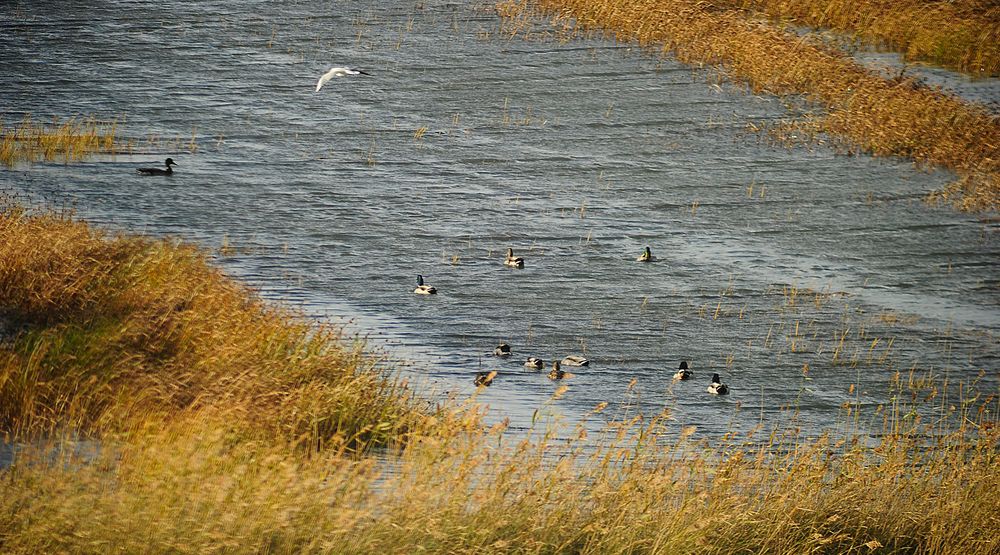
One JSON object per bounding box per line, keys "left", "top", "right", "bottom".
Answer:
{"left": 479, "top": 343, "right": 729, "bottom": 395}
{"left": 436, "top": 245, "right": 731, "bottom": 395}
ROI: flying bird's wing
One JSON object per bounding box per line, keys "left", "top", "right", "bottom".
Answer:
{"left": 315, "top": 71, "right": 332, "bottom": 92}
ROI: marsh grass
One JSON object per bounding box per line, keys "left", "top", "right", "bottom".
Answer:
{"left": 0, "top": 206, "right": 997, "bottom": 553}
{"left": 729, "top": 0, "right": 1000, "bottom": 77}
{"left": 1, "top": 387, "right": 996, "bottom": 553}
{"left": 497, "top": 0, "right": 1000, "bottom": 212}
{"left": 0, "top": 201, "right": 449, "bottom": 450}
{"left": 0, "top": 115, "right": 127, "bottom": 167}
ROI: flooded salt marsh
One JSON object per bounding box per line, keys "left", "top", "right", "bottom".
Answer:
{"left": 2, "top": 0, "right": 997, "bottom": 440}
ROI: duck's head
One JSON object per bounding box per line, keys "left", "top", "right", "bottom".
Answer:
{"left": 644, "top": 246, "right": 651, "bottom": 256}
{"left": 711, "top": 373, "right": 721, "bottom": 384}
{"left": 552, "top": 360, "right": 561, "bottom": 371}
{"left": 507, "top": 247, "right": 514, "bottom": 257}
{"left": 679, "top": 361, "right": 689, "bottom": 370}
{"left": 416, "top": 274, "right": 425, "bottom": 286}
{"left": 165, "top": 158, "right": 177, "bottom": 167}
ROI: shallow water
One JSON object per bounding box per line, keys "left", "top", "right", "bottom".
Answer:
{"left": 2, "top": 0, "right": 997, "bottom": 441}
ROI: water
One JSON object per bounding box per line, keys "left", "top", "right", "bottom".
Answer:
{"left": 2, "top": 0, "right": 997, "bottom": 441}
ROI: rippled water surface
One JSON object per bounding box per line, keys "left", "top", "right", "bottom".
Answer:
{"left": 3, "top": 0, "right": 998, "bottom": 439}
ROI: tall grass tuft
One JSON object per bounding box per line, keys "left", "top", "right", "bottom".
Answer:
{"left": 0, "top": 115, "right": 126, "bottom": 167}
{"left": 497, "top": 0, "right": 1000, "bottom": 212}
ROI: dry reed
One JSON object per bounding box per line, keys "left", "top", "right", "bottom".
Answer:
{"left": 729, "top": 0, "right": 1000, "bottom": 77}
{"left": 497, "top": 0, "right": 1000, "bottom": 212}
{"left": 0, "top": 115, "right": 124, "bottom": 167}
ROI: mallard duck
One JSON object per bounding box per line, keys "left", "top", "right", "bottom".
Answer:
{"left": 707, "top": 373, "right": 729, "bottom": 395}
{"left": 561, "top": 355, "right": 589, "bottom": 366}
{"left": 413, "top": 274, "right": 437, "bottom": 295}
{"left": 636, "top": 246, "right": 653, "bottom": 262}
{"left": 673, "top": 360, "right": 692, "bottom": 380}
{"left": 474, "top": 370, "right": 496, "bottom": 387}
{"left": 137, "top": 158, "right": 176, "bottom": 175}
{"left": 548, "top": 361, "right": 566, "bottom": 380}
{"left": 524, "top": 357, "right": 544, "bottom": 370}
{"left": 504, "top": 248, "right": 525, "bottom": 269}
{"left": 494, "top": 343, "right": 512, "bottom": 357}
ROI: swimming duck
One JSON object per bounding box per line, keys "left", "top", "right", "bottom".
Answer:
{"left": 474, "top": 370, "right": 496, "bottom": 387}
{"left": 707, "top": 373, "right": 729, "bottom": 395}
{"left": 524, "top": 357, "right": 544, "bottom": 370}
{"left": 548, "top": 361, "right": 566, "bottom": 380}
{"left": 561, "top": 355, "right": 589, "bottom": 366}
{"left": 673, "top": 360, "right": 692, "bottom": 380}
{"left": 413, "top": 274, "right": 437, "bottom": 295}
{"left": 504, "top": 248, "right": 525, "bottom": 269}
{"left": 636, "top": 246, "right": 653, "bottom": 262}
{"left": 137, "top": 158, "right": 176, "bottom": 175}
{"left": 494, "top": 343, "right": 512, "bottom": 357}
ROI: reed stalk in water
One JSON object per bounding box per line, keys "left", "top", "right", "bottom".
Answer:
{"left": 0, "top": 115, "right": 125, "bottom": 167}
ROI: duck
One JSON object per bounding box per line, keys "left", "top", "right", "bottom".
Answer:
{"left": 560, "top": 355, "right": 589, "bottom": 367}
{"left": 474, "top": 370, "right": 496, "bottom": 387}
{"left": 504, "top": 248, "right": 525, "bottom": 269}
{"left": 136, "top": 158, "right": 177, "bottom": 175}
{"left": 673, "top": 360, "right": 692, "bottom": 380}
{"left": 413, "top": 274, "right": 437, "bottom": 295}
{"left": 494, "top": 343, "right": 512, "bottom": 357}
{"left": 548, "top": 361, "right": 566, "bottom": 380}
{"left": 524, "top": 357, "right": 544, "bottom": 370}
{"left": 707, "top": 373, "right": 729, "bottom": 395}
{"left": 636, "top": 246, "right": 653, "bottom": 262}
{"left": 315, "top": 66, "right": 371, "bottom": 92}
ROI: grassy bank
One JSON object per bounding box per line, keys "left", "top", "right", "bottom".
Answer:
{"left": 0, "top": 203, "right": 442, "bottom": 450}
{"left": 1, "top": 208, "right": 997, "bottom": 553}
{"left": 497, "top": 0, "right": 1000, "bottom": 212}
{"left": 730, "top": 0, "right": 1000, "bottom": 77}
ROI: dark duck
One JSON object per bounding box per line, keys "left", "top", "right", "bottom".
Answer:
{"left": 137, "top": 158, "right": 177, "bottom": 175}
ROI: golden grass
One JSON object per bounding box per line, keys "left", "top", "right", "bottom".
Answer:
{"left": 0, "top": 115, "right": 125, "bottom": 167}
{"left": 730, "top": 0, "right": 1000, "bottom": 77}
{"left": 497, "top": 0, "right": 1000, "bottom": 212}
{"left": 0, "top": 201, "right": 450, "bottom": 450}
{"left": 1, "top": 395, "right": 997, "bottom": 553}
{"left": 0, "top": 206, "right": 997, "bottom": 553}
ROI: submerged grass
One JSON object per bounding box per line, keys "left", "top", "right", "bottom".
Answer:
{"left": 0, "top": 115, "right": 125, "bottom": 167}
{"left": 497, "top": 0, "right": 1000, "bottom": 212}
{"left": 0, "top": 207, "right": 997, "bottom": 553}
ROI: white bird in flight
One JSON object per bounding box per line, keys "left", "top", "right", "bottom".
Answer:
{"left": 315, "top": 66, "right": 371, "bottom": 92}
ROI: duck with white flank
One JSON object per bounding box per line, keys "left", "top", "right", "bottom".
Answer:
{"left": 673, "top": 360, "right": 692, "bottom": 380}
{"left": 413, "top": 275, "right": 437, "bottom": 295}
{"left": 494, "top": 343, "right": 512, "bottom": 357}
{"left": 561, "top": 355, "right": 589, "bottom": 366}
{"left": 524, "top": 357, "right": 544, "bottom": 370}
{"left": 504, "top": 248, "right": 525, "bottom": 269}
{"left": 315, "top": 66, "right": 371, "bottom": 92}
{"left": 137, "top": 158, "right": 177, "bottom": 175}
{"left": 637, "top": 246, "right": 653, "bottom": 262}
{"left": 707, "top": 373, "right": 729, "bottom": 395}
